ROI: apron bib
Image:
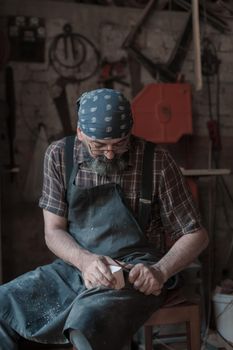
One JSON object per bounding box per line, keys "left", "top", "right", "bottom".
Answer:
{"left": 67, "top": 164, "right": 156, "bottom": 259}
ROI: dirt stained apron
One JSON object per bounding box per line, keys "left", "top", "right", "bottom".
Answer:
{"left": 0, "top": 162, "right": 165, "bottom": 349}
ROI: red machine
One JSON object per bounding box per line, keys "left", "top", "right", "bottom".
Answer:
{"left": 132, "top": 82, "right": 198, "bottom": 202}
{"left": 132, "top": 83, "right": 193, "bottom": 144}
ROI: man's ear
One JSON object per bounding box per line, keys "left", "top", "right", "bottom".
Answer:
{"left": 77, "top": 127, "right": 83, "bottom": 141}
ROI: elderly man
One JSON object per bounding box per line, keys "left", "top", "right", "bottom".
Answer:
{"left": 0, "top": 88, "right": 209, "bottom": 350}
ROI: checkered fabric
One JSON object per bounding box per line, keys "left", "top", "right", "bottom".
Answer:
{"left": 39, "top": 136, "right": 202, "bottom": 254}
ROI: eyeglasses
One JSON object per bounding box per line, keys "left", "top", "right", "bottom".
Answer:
{"left": 87, "top": 138, "right": 129, "bottom": 156}
{"left": 89, "top": 145, "right": 129, "bottom": 156}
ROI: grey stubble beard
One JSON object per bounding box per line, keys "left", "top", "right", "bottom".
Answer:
{"left": 85, "top": 154, "right": 129, "bottom": 176}
{"left": 82, "top": 138, "right": 129, "bottom": 176}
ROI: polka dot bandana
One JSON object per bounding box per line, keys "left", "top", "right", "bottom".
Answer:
{"left": 77, "top": 88, "right": 133, "bottom": 139}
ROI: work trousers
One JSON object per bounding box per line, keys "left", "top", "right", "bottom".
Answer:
{"left": 0, "top": 318, "right": 19, "bottom": 350}
{"left": 0, "top": 319, "right": 133, "bottom": 350}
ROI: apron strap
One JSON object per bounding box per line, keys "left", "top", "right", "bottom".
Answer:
{"left": 65, "top": 135, "right": 76, "bottom": 192}
{"left": 138, "top": 141, "right": 155, "bottom": 231}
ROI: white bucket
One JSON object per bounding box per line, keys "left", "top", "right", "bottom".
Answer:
{"left": 212, "top": 292, "right": 233, "bottom": 343}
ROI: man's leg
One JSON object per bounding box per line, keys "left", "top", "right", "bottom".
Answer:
{"left": 0, "top": 318, "right": 20, "bottom": 350}
{"left": 70, "top": 329, "right": 92, "bottom": 350}
{"left": 70, "top": 329, "right": 131, "bottom": 350}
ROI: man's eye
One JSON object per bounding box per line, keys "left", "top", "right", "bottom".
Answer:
{"left": 92, "top": 143, "right": 102, "bottom": 149}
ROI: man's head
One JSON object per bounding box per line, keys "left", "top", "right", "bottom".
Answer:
{"left": 77, "top": 88, "right": 133, "bottom": 140}
{"left": 76, "top": 88, "right": 133, "bottom": 175}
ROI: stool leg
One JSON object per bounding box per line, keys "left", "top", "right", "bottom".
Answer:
{"left": 187, "top": 306, "right": 201, "bottom": 350}
{"left": 144, "top": 326, "right": 153, "bottom": 350}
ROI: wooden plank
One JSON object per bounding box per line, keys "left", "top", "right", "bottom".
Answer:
{"left": 180, "top": 168, "right": 231, "bottom": 176}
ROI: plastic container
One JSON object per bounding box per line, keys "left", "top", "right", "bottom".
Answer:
{"left": 212, "top": 292, "right": 233, "bottom": 343}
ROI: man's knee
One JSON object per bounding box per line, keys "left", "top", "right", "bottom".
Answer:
{"left": 69, "top": 329, "right": 92, "bottom": 350}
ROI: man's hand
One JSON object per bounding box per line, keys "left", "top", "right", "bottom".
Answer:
{"left": 80, "top": 254, "right": 116, "bottom": 289}
{"left": 128, "top": 263, "right": 165, "bottom": 296}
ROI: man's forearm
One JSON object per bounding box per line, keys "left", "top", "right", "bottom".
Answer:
{"left": 43, "top": 209, "right": 93, "bottom": 271}
{"left": 43, "top": 209, "right": 117, "bottom": 290}
{"left": 45, "top": 228, "right": 90, "bottom": 270}
{"left": 154, "top": 228, "right": 209, "bottom": 283}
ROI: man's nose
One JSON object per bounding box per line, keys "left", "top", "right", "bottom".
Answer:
{"left": 104, "top": 150, "right": 115, "bottom": 160}
{"left": 104, "top": 145, "right": 115, "bottom": 160}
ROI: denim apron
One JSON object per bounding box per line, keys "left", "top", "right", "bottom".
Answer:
{"left": 0, "top": 154, "right": 165, "bottom": 350}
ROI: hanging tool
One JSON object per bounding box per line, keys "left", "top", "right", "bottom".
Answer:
{"left": 123, "top": 0, "right": 193, "bottom": 82}
{"left": 49, "top": 23, "right": 100, "bottom": 136}
{"left": 124, "top": 14, "right": 193, "bottom": 82}
{"left": 123, "top": 0, "right": 157, "bottom": 47}
{"left": 202, "top": 38, "right": 221, "bottom": 153}
{"left": 23, "top": 124, "right": 49, "bottom": 202}
{"left": 5, "top": 66, "right": 19, "bottom": 181}
{"left": 49, "top": 23, "right": 100, "bottom": 82}
{"left": 99, "top": 59, "right": 130, "bottom": 88}
{"left": 50, "top": 78, "right": 75, "bottom": 137}
{"left": 123, "top": 0, "right": 229, "bottom": 83}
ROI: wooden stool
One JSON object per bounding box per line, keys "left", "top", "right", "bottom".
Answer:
{"left": 144, "top": 302, "right": 201, "bottom": 350}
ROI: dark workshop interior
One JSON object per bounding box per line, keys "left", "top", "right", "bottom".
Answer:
{"left": 1, "top": 0, "right": 233, "bottom": 349}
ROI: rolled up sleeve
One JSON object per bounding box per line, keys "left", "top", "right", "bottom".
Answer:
{"left": 39, "top": 141, "right": 68, "bottom": 217}
{"left": 158, "top": 151, "right": 202, "bottom": 240}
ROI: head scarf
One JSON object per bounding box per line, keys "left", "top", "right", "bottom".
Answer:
{"left": 77, "top": 88, "right": 133, "bottom": 139}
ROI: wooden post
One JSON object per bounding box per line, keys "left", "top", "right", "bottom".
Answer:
{"left": 192, "top": 0, "right": 203, "bottom": 91}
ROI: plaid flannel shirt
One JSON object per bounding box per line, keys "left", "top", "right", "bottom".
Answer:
{"left": 39, "top": 136, "right": 202, "bottom": 255}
